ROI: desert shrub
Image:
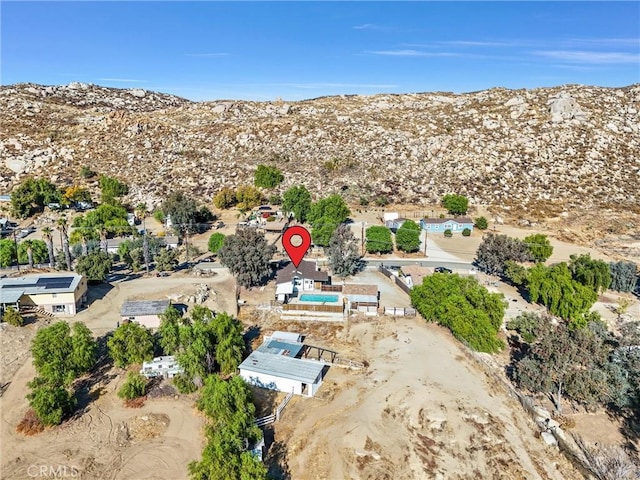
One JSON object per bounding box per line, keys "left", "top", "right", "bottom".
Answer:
{"left": 16, "top": 409, "right": 45, "bottom": 436}
{"left": 609, "top": 261, "right": 638, "bottom": 292}
{"left": 254, "top": 165, "right": 284, "bottom": 188}
{"left": 444, "top": 228, "right": 453, "bottom": 238}
{"left": 374, "top": 195, "right": 389, "bottom": 207}
{"left": 475, "top": 216, "right": 488, "bottom": 230}
{"left": 173, "top": 373, "right": 198, "bottom": 394}
{"left": 3, "top": 307, "right": 24, "bottom": 326}
{"left": 462, "top": 228, "right": 471, "bottom": 237}
{"left": 118, "top": 372, "right": 148, "bottom": 400}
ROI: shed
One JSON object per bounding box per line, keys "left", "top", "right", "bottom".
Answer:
{"left": 140, "top": 355, "right": 184, "bottom": 378}
{"left": 239, "top": 351, "right": 326, "bottom": 397}
{"left": 342, "top": 284, "right": 379, "bottom": 307}
{"left": 121, "top": 299, "right": 171, "bottom": 329}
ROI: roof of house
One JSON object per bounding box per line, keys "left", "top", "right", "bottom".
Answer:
{"left": 0, "top": 274, "right": 84, "bottom": 297}
{"left": 0, "top": 289, "right": 24, "bottom": 304}
{"left": 239, "top": 351, "right": 324, "bottom": 383}
{"left": 162, "top": 235, "right": 180, "bottom": 245}
{"left": 270, "top": 331, "right": 303, "bottom": 343}
{"left": 422, "top": 217, "right": 474, "bottom": 225}
{"left": 276, "top": 260, "right": 329, "bottom": 284}
{"left": 342, "top": 284, "right": 378, "bottom": 297}
{"left": 257, "top": 339, "right": 305, "bottom": 358}
{"left": 121, "top": 299, "right": 170, "bottom": 317}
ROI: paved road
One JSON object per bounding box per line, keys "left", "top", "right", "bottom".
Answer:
{"left": 363, "top": 258, "right": 474, "bottom": 272}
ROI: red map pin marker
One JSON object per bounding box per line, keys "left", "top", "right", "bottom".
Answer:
{"left": 282, "top": 225, "right": 312, "bottom": 268}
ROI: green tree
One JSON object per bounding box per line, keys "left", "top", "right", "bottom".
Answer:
{"left": 523, "top": 233, "right": 553, "bottom": 262}
{"left": 212, "top": 313, "right": 245, "bottom": 375}
{"left": 218, "top": 228, "right": 275, "bottom": 288}
{"left": 527, "top": 263, "right": 598, "bottom": 321}
{"left": 18, "top": 239, "right": 47, "bottom": 267}
{"left": 365, "top": 226, "right": 393, "bottom": 254}
{"left": 158, "top": 305, "right": 185, "bottom": 355}
{"left": 475, "top": 233, "right": 533, "bottom": 276}
{"left": 2, "top": 307, "right": 24, "bottom": 326}
{"left": 42, "top": 226, "right": 55, "bottom": 268}
{"left": 31, "top": 321, "right": 96, "bottom": 385}
{"left": 27, "top": 377, "right": 76, "bottom": 426}
{"left": 155, "top": 247, "right": 179, "bottom": 272}
{"left": 75, "top": 250, "right": 112, "bottom": 282}
{"left": 235, "top": 186, "right": 264, "bottom": 212}
{"left": 99, "top": 175, "right": 129, "bottom": 205}
{"left": 441, "top": 194, "right": 469, "bottom": 216}
{"left": 254, "top": 164, "right": 284, "bottom": 188}
{"left": 57, "top": 216, "right": 72, "bottom": 271}
{"left": 327, "top": 224, "right": 362, "bottom": 277}
{"left": 410, "top": 274, "right": 506, "bottom": 353}
{"left": 395, "top": 220, "right": 421, "bottom": 253}
{"left": 177, "top": 310, "right": 218, "bottom": 385}
{"left": 515, "top": 322, "right": 624, "bottom": 413}
{"left": 503, "top": 260, "right": 529, "bottom": 288}
{"left": 214, "top": 188, "right": 237, "bottom": 209}
{"left": 11, "top": 177, "right": 61, "bottom": 218}
{"left": 506, "top": 312, "right": 549, "bottom": 343}
{"left": 0, "top": 238, "right": 17, "bottom": 267}
{"left": 311, "top": 217, "right": 337, "bottom": 247}
{"left": 162, "top": 191, "right": 199, "bottom": 236}
{"left": 308, "top": 194, "right": 350, "bottom": 226}
{"left": 282, "top": 185, "right": 312, "bottom": 223}
{"left": 474, "top": 216, "right": 489, "bottom": 230}
{"left": 569, "top": 254, "right": 612, "bottom": 293}
{"left": 70, "top": 322, "right": 98, "bottom": 375}
{"left": 208, "top": 233, "right": 225, "bottom": 255}
{"left": 609, "top": 261, "right": 638, "bottom": 293}
{"left": 107, "top": 322, "right": 154, "bottom": 368}
{"left": 118, "top": 372, "right": 148, "bottom": 400}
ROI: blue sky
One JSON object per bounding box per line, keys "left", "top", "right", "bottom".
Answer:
{"left": 2, "top": 2, "right": 639, "bottom": 101}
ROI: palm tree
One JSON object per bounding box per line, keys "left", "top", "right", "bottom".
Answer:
{"left": 57, "top": 215, "right": 72, "bottom": 271}
{"left": 99, "top": 226, "right": 109, "bottom": 254}
{"left": 23, "top": 239, "right": 34, "bottom": 269}
{"left": 78, "top": 229, "right": 93, "bottom": 256}
{"left": 136, "top": 202, "right": 151, "bottom": 274}
{"left": 42, "top": 226, "right": 55, "bottom": 269}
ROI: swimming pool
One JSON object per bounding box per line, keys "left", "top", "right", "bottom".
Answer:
{"left": 299, "top": 294, "right": 339, "bottom": 303}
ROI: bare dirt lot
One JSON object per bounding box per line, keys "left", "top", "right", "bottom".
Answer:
{"left": 258, "top": 314, "right": 581, "bottom": 480}
{"left": 1, "top": 358, "right": 204, "bottom": 480}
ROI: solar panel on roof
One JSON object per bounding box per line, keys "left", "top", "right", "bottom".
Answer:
{"left": 36, "top": 277, "right": 74, "bottom": 289}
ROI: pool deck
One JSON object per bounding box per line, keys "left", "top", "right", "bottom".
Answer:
{"left": 289, "top": 291, "right": 345, "bottom": 305}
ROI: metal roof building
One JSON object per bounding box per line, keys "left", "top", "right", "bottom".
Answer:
{"left": 0, "top": 273, "right": 87, "bottom": 316}
{"left": 121, "top": 299, "right": 171, "bottom": 329}
{"left": 239, "top": 331, "right": 327, "bottom": 397}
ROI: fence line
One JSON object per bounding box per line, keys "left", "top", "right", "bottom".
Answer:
{"left": 321, "top": 284, "right": 343, "bottom": 292}
{"left": 283, "top": 303, "right": 344, "bottom": 313}
{"left": 254, "top": 389, "right": 295, "bottom": 427}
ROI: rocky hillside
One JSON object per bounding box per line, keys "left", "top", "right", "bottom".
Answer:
{"left": 1, "top": 82, "right": 639, "bottom": 217}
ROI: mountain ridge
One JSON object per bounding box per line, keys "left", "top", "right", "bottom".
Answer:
{"left": 1, "top": 81, "right": 639, "bottom": 219}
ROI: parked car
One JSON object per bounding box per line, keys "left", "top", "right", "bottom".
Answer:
{"left": 434, "top": 267, "right": 453, "bottom": 274}
{"left": 156, "top": 271, "right": 170, "bottom": 277}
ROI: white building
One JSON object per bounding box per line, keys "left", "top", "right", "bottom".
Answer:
{"left": 0, "top": 273, "right": 87, "bottom": 316}
{"left": 121, "top": 299, "right": 171, "bottom": 329}
{"left": 239, "top": 331, "right": 326, "bottom": 397}
{"left": 140, "top": 355, "right": 183, "bottom": 379}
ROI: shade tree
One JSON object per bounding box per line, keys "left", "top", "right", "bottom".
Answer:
{"left": 218, "top": 228, "right": 275, "bottom": 288}
{"left": 282, "top": 185, "right": 312, "bottom": 223}
{"left": 475, "top": 233, "right": 533, "bottom": 276}
{"left": 441, "top": 194, "right": 469, "bottom": 216}
{"left": 523, "top": 233, "right": 553, "bottom": 262}
{"left": 327, "top": 224, "right": 362, "bottom": 277}
{"left": 395, "top": 220, "right": 421, "bottom": 253}
{"left": 107, "top": 322, "right": 154, "bottom": 368}
{"left": 365, "top": 225, "right": 393, "bottom": 254}
{"left": 609, "top": 261, "right": 638, "bottom": 293}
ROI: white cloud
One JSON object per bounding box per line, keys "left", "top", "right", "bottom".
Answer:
{"left": 533, "top": 50, "right": 640, "bottom": 64}
{"left": 564, "top": 38, "right": 640, "bottom": 48}
{"left": 353, "top": 23, "right": 375, "bottom": 30}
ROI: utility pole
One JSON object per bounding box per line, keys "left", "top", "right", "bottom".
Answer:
{"left": 423, "top": 228, "right": 428, "bottom": 258}
{"left": 361, "top": 221, "right": 365, "bottom": 257}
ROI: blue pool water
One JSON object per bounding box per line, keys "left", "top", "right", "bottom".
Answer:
{"left": 299, "top": 294, "right": 339, "bottom": 303}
